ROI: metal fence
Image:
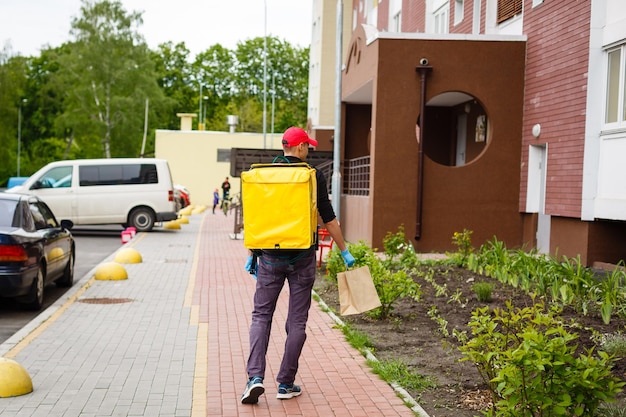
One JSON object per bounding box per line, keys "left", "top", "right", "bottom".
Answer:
{"left": 230, "top": 192, "right": 243, "bottom": 235}
{"left": 343, "top": 156, "right": 370, "bottom": 196}
{"left": 315, "top": 156, "right": 370, "bottom": 196}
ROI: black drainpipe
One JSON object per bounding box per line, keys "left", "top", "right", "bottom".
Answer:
{"left": 415, "top": 59, "right": 432, "bottom": 241}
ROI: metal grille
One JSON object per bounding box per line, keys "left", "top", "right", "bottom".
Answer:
{"left": 316, "top": 160, "right": 333, "bottom": 195}
{"left": 343, "top": 156, "right": 370, "bottom": 196}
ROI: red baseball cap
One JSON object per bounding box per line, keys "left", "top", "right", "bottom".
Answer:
{"left": 282, "top": 127, "right": 318, "bottom": 147}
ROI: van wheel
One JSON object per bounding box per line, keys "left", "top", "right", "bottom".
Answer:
{"left": 129, "top": 207, "right": 155, "bottom": 232}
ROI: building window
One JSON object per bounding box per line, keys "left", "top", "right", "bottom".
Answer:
{"left": 454, "top": 0, "right": 464, "bottom": 25}
{"left": 217, "top": 149, "right": 231, "bottom": 162}
{"left": 497, "top": 0, "right": 522, "bottom": 24}
{"left": 392, "top": 11, "right": 402, "bottom": 31}
{"left": 605, "top": 45, "right": 626, "bottom": 127}
{"left": 389, "top": 0, "right": 402, "bottom": 31}
{"left": 532, "top": 0, "right": 544, "bottom": 7}
{"left": 434, "top": 3, "right": 449, "bottom": 34}
{"left": 366, "top": 0, "right": 378, "bottom": 26}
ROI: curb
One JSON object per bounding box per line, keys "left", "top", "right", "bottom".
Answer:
{"left": 0, "top": 236, "right": 141, "bottom": 358}
{"left": 313, "top": 292, "right": 431, "bottom": 417}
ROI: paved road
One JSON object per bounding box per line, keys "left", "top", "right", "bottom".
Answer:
{"left": 0, "top": 226, "right": 123, "bottom": 343}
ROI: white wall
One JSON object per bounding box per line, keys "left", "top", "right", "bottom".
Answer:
{"left": 584, "top": 0, "right": 626, "bottom": 221}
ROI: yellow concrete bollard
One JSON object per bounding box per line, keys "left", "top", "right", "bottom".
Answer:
{"left": 113, "top": 248, "right": 142, "bottom": 264}
{"left": 164, "top": 220, "right": 181, "bottom": 230}
{"left": 0, "top": 358, "right": 33, "bottom": 397}
{"left": 179, "top": 206, "right": 193, "bottom": 216}
{"left": 95, "top": 262, "right": 128, "bottom": 280}
{"left": 192, "top": 205, "right": 206, "bottom": 214}
{"left": 177, "top": 215, "right": 189, "bottom": 224}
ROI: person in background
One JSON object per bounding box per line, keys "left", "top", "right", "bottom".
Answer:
{"left": 240, "top": 126, "right": 355, "bottom": 405}
{"left": 221, "top": 177, "right": 231, "bottom": 200}
{"left": 212, "top": 188, "right": 220, "bottom": 214}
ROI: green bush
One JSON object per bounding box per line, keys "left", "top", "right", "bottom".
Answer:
{"left": 460, "top": 302, "right": 624, "bottom": 417}
{"left": 472, "top": 282, "right": 495, "bottom": 303}
{"left": 449, "top": 229, "right": 474, "bottom": 267}
{"left": 598, "top": 333, "right": 626, "bottom": 358}
{"left": 324, "top": 226, "right": 421, "bottom": 319}
{"left": 325, "top": 240, "right": 374, "bottom": 283}
{"left": 369, "top": 260, "right": 421, "bottom": 319}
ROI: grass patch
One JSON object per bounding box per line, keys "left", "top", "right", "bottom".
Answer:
{"left": 600, "top": 333, "right": 626, "bottom": 358}
{"left": 341, "top": 323, "right": 375, "bottom": 352}
{"left": 472, "top": 282, "right": 494, "bottom": 302}
{"left": 367, "top": 358, "right": 437, "bottom": 392}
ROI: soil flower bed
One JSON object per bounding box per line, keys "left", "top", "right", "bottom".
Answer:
{"left": 314, "top": 248, "right": 626, "bottom": 417}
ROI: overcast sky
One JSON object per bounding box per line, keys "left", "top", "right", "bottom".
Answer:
{"left": 0, "top": 0, "right": 313, "bottom": 58}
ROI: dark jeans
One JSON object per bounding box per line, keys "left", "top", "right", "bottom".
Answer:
{"left": 246, "top": 249, "right": 316, "bottom": 384}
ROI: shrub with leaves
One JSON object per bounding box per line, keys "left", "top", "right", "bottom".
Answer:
{"left": 324, "top": 226, "right": 421, "bottom": 319}
{"left": 472, "top": 282, "right": 494, "bottom": 303}
{"left": 381, "top": 224, "right": 419, "bottom": 271}
{"left": 368, "top": 259, "right": 421, "bottom": 319}
{"left": 449, "top": 229, "right": 474, "bottom": 267}
{"left": 325, "top": 240, "right": 375, "bottom": 283}
{"left": 459, "top": 302, "right": 624, "bottom": 417}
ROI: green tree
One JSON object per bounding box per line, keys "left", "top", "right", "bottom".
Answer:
{"left": 0, "top": 47, "right": 28, "bottom": 184}
{"left": 151, "top": 41, "right": 195, "bottom": 130}
{"left": 0, "top": 6, "right": 310, "bottom": 174}
{"left": 233, "top": 36, "right": 309, "bottom": 133}
{"left": 57, "top": 0, "right": 169, "bottom": 158}
{"left": 21, "top": 46, "right": 77, "bottom": 170}
{"left": 192, "top": 44, "right": 237, "bottom": 131}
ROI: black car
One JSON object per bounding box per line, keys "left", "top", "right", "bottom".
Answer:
{"left": 0, "top": 193, "right": 75, "bottom": 310}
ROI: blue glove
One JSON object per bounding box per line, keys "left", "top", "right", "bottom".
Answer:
{"left": 341, "top": 249, "right": 355, "bottom": 268}
{"left": 244, "top": 255, "right": 257, "bottom": 279}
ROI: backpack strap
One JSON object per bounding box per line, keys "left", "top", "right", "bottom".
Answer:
{"left": 272, "top": 155, "right": 290, "bottom": 163}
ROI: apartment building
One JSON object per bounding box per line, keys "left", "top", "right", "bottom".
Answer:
{"left": 309, "top": 0, "right": 626, "bottom": 266}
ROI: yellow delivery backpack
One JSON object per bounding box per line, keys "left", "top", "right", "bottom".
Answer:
{"left": 241, "top": 161, "right": 317, "bottom": 250}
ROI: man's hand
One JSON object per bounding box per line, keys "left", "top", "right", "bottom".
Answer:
{"left": 244, "top": 255, "right": 257, "bottom": 279}
{"left": 341, "top": 249, "right": 355, "bottom": 267}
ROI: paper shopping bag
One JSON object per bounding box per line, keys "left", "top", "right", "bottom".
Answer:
{"left": 337, "top": 265, "right": 382, "bottom": 315}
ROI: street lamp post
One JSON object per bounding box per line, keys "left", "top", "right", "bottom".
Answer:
{"left": 332, "top": 0, "right": 343, "bottom": 219}
{"left": 271, "top": 72, "right": 275, "bottom": 146}
{"left": 198, "top": 84, "right": 204, "bottom": 130}
{"left": 17, "top": 98, "right": 27, "bottom": 177}
{"left": 202, "top": 95, "right": 208, "bottom": 128}
{"left": 263, "top": 0, "right": 267, "bottom": 149}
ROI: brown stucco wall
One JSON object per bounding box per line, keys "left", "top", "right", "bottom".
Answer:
{"left": 341, "top": 32, "right": 527, "bottom": 252}
{"left": 549, "top": 217, "right": 590, "bottom": 265}
{"left": 587, "top": 220, "right": 626, "bottom": 266}
{"left": 311, "top": 128, "right": 335, "bottom": 152}
{"left": 521, "top": 213, "right": 538, "bottom": 250}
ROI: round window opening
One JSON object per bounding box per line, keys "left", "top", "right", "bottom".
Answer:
{"left": 416, "top": 92, "right": 488, "bottom": 167}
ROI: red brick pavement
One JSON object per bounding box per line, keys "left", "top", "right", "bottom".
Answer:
{"left": 193, "top": 211, "right": 419, "bottom": 417}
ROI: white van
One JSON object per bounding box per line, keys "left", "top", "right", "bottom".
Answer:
{"left": 7, "top": 158, "right": 179, "bottom": 232}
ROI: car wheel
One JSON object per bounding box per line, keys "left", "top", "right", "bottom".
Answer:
{"left": 57, "top": 249, "right": 75, "bottom": 288}
{"left": 23, "top": 268, "right": 45, "bottom": 311}
{"left": 129, "top": 207, "right": 155, "bottom": 232}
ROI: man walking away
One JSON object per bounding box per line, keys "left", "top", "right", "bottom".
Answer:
{"left": 240, "top": 126, "right": 355, "bottom": 404}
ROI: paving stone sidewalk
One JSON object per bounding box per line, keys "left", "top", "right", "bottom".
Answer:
{"left": 0, "top": 211, "right": 420, "bottom": 417}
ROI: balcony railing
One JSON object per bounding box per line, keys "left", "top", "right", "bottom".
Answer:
{"left": 316, "top": 156, "right": 370, "bottom": 196}
{"left": 344, "top": 156, "right": 370, "bottom": 196}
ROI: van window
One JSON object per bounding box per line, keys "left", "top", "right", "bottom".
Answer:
{"left": 33, "top": 166, "right": 73, "bottom": 189}
{"left": 79, "top": 164, "right": 158, "bottom": 186}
